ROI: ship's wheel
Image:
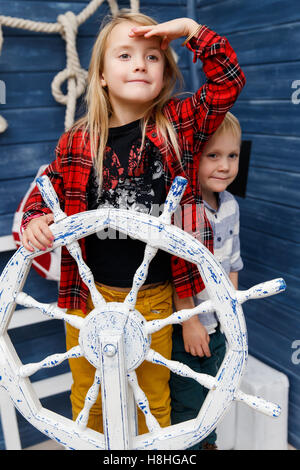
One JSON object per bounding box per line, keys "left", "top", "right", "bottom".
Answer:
{"left": 0, "top": 175, "right": 285, "bottom": 450}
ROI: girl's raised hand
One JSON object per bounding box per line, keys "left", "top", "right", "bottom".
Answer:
{"left": 22, "top": 213, "right": 54, "bottom": 252}
{"left": 128, "top": 18, "right": 199, "bottom": 50}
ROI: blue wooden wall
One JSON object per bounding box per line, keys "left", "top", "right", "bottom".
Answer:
{"left": 0, "top": 0, "right": 299, "bottom": 449}
{"left": 195, "top": 0, "right": 300, "bottom": 449}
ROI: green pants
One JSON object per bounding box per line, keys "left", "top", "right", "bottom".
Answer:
{"left": 170, "top": 324, "right": 226, "bottom": 450}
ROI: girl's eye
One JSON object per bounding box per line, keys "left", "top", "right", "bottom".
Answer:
{"left": 207, "top": 153, "right": 217, "bottom": 159}
{"left": 229, "top": 153, "right": 239, "bottom": 159}
{"left": 147, "top": 54, "right": 159, "bottom": 61}
{"left": 119, "top": 53, "right": 130, "bottom": 60}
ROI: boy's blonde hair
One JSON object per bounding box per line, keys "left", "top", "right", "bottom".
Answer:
{"left": 214, "top": 112, "right": 242, "bottom": 143}
{"left": 69, "top": 9, "right": 183, "bottom": 186}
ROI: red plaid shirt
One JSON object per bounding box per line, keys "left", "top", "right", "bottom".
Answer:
{"left": 22, "top": 25, "right": 245, "bottom": 313}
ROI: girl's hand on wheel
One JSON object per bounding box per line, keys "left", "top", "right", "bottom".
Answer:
{"left": 22, "top": 214, "right": 54, "bottom": 252}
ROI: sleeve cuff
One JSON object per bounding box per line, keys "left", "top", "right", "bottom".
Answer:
{"left": 186, "top": 25, "right": 226, "bottom": 63}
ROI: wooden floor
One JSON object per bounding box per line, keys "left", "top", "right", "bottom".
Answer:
{"left": 25, "top": 440, "right": 64, "bottom": 450}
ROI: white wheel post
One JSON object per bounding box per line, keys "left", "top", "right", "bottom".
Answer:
{"left": 99, "top": 332, "right": 133, "bottom": 450}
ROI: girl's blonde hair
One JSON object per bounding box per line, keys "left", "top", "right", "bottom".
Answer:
{"left": 69, "top": 9, "right": 183, "bottom": 186}
{"left": 214, "top": 112, "right": 242, "bottom": 143}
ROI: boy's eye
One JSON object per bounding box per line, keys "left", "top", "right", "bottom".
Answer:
{"left": 229, "top": 153, "right": 239, "bottom": 159}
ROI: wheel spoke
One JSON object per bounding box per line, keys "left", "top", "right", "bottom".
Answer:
{"left": 159, "top": 176, "right": 188, "bottom": 224}
{"left": 127, "top": 371, "right": 161, "bottom": 433}
{"left": 124, "top": 178, "right": 188, "bottom": 311}
{"left": 67, "top": 240, "right": 106, "bottom": 309}
{"left": 145, "top": 349, "right": 216, "bottom": 390}
{"left": 124, "top": 245, "right": 158, "bottom": 310}
{"left": 236, "top": 278, "right": 286, "bottom": 304}
{"left": 36, "top": 175, "right": 67, "bottom": 222}
{"left": 146, "top": 300, "right": 213, "bottom": 335}
{"left": 234, "top": 389, "right": 281, "bottom": 417}
{"left": 76, "top": 369, "right": 102, "bottom": 430}
{"left": 19, "top": 345, "right": 82, "bottom": 378}
{"left": 15, "top": 292, "right": 84, "bottom": 329}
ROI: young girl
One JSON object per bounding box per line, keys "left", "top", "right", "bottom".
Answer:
{"left": 21, "top": 10, "right": 245, "bottom": 435}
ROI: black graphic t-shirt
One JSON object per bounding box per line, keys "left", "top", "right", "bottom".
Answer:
{"left": 85, "top": 119, "right": 171, "bottom": 287}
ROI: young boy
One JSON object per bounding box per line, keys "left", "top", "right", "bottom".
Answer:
{"left": 170, "top": 112, "right": 244, "bottom": 450}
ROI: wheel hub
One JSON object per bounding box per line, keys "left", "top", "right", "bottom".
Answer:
{"left": 78, "top": 302, "right": 151, "bottom": 371}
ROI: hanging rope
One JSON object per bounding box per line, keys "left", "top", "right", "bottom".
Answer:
{"left": 0, "top": 0, "right": 139, "bottom": 132}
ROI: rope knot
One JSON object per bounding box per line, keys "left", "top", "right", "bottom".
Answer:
{"left": 57, "top": 11, "right": 78, "bottom": 39}
{"left": 54, "top": 10, "right": 87, "bottom": 129}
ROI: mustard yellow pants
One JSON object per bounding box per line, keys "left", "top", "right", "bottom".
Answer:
{"left": 65, "top": 281, "right": 173, "bottom": 435}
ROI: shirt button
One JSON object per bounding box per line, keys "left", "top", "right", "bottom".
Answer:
{"left": 217, "top": 237, "right": 221, "bottom": 242}
{"left": 152, "top": 132, "right": 157, "bottom": 138}
{"left": 215, "top": 214, "right": 218, "bottom": 219}
{"left": 229, "top": 230, "right": 233, "bottom": 235}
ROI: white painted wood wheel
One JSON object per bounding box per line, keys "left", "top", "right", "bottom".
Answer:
{"left": 0, "top": 176, "right": 285, "bottom": 450}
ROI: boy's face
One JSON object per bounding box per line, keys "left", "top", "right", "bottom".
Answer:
{"left": 198, "top": 129, "right": 240, "bottom": 200}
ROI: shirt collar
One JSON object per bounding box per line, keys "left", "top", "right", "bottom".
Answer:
{"left": 203, "top": 191, "right": 225, "bottom": 213}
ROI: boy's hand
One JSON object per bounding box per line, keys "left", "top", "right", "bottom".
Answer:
{"left": 22, "top": 214, "right": 54, "bottom": 252}
{"left": 173, "top": 288, "right": 211, "bottom": 357}
{"left": 128, "top": 18, "right": 199, "bottom": 50}
{"left": 182, "top": 316, "right": 211, "bottom": 357}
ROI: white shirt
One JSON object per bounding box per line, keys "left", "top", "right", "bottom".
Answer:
{"left": 194, "top": 191, "right": 243, "bottom": 334}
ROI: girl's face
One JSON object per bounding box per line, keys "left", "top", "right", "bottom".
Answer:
{"left": 101, "top": 21, "right": 165, "bottom": 118}
{"left": 198, "top": 129, "right": 240, "bottom": 201}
